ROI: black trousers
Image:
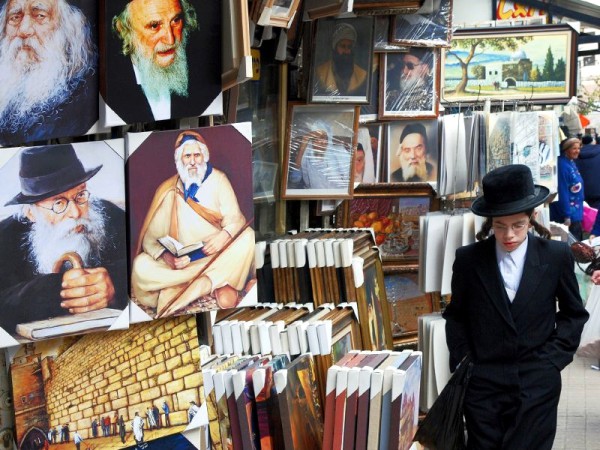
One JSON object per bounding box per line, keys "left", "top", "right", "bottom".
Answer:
{"left": 464, "top": 361, "right": 561, "bottom": 450}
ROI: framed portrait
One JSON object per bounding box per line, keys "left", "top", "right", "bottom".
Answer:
{"left": 383, "top": 265, "right": 437, "bottom": 340}
{"left": 0, "top": 0, "right": 98, "bottom": 146}
{"left": 374, "top": 16, "right": 409, "bottom": 53}
{"left": 309, "top": 17, "right": 375, "bottom": 104}
{"left": 380, "top": 49, "right": 440, "bottom": 119}
{"left": 101, "top": 0, "right": 222, "bottom": 126}
{"left": 356, "top": 251, "right": 394, "bottom": 350}
{"left": 257, "top": 0, "right": 302, "bottom": 28}
{"left": 222, "top": 0, "right": 253, "bottom": 90}
{"left": 0, "top": 141, "right": 129, "bottom": 347}
{"left": 390, "top": 0, "right": 454, "bottom": 48}
{"left": 356, "top": 124, "right": 384, "bottom": 184}
{"left": 126, "top": 124, "right": 257, "bottom": 320}
{"left": 253, "top": 161, "right": 278, "bottom": 202}
{"left": 440, "top": 24, "right": 577, "bottom": 104}
{"left": 282, "top": 103, "right": 359, "bottom": 200}
{"left": 337, "top": 185, "right": 436, "bottom": 262}
{"left": 386, "top": 119, "right": 439, "bottom": 185}
{"left": 303, "top": 0, "right": 350, "bottom": 20}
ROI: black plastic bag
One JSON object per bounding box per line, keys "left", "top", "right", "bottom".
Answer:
{"left": 413, "top": 354, "right": 473, "bottom": 450}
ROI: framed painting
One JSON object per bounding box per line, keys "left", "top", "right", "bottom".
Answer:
{"left": 380, "top": 48, "right": 440, "bottom": 119}
{"left": 222, "top": 0, "right": 253, "bottom": 90}
{"left": 390, "top": 0, "right": 453, "bottom": 48}
{"left": 386, "top": 119, "right": 439, "bottom": 185}
{"left": 352, "top": 0, "right": 423, "bottom": 15}
{"left": 356, "top": 123, "right": 384, "bottom": 184}
{"left": 383, "top": 265, "right": 436, "bottom": 340}
{"left": 282, "top": 103, "right": 359, "bottom": 200}
{"left": 374, "top": 16, "right": 409, "bottom": 53}
{"left": 440, "top": 24, "right": 577, "bottom": 104}
{"left": 257, "top": 0, "right": 302, "bottom": 28}
{"left": 309, "top": 17, "right": 375, "bottom": 104}
{"left": 303, "top": 0, "right": 349, "bottom": 20}
{"left": 337, "top": 184, "right": 436, "bottom": 262}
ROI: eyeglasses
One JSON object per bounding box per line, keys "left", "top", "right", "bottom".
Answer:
{"left": 403, "top": 61, "right": 423, "bottom": 70}
{"left": 37, "top": 190, "right": 90, "bottom": 215}
{"left": 491, "top": 220, "right": 529, "bottom": 233}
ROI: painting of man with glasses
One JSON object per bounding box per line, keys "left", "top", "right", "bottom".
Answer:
{"left": 382, "top": 48, "right": 438, "bottom": 118}
{"left": 0, "top": 143, "right": 128, "bottom": 344}
{"left": 388, "top": 121, "right": 438, "bottom": 184}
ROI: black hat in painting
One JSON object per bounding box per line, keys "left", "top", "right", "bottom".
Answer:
{"left": 471, "top": 164, "right": 550, "bottom": 217}
{"left": 6, "top": 144, "right": 102, "bottom": 205}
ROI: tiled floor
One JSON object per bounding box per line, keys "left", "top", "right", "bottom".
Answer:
{"left": 553, "top": 356, "right": 600, "bottom": 450}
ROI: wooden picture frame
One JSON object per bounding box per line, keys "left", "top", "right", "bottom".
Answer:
{"left": 383, "top": 265, "right": 437, "bottom": 342}
{"left": 355, "top": 250, "right": 394, "bottom": 350}
{"left": 440, "top": 24, "right": 578, "bottom": 104}
{"left": 337, "top": 184, "right": 437, "bottom": 263}
{"left": 379, "top": 49, "right": 440, "bottom": 119}
{"left": 374, "top": 16, "right": 409, "bottom": 53}
{"left": 390, "top": 0, "right": 454, "bottom": 48}
{"left": 303, "top": 0, "right": 349, "bottom": 20}
{"left": 386, "top": 119, "right": 439, "bottom": 185}
{"left": 282, "top": 103, "right": 359, "bottom": 200}
{"left": 257, "top": 0, "right": 302, "bottom": 28}
{"left": 309, "top": 17, "right": 375, "bottom": 104}
{"left": 352, "top": 0, "right": 424, "bottom": 15}
{"left": 222, "top": 0, "right": 253, "bottom": 90}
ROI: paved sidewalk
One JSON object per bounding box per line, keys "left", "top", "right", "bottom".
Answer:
{"left": 553, "top": 355, "right": 600, "bottom": 450}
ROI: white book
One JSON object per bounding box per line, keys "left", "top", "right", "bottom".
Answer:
{"left": 424, "top": 213, "right": 451, "bottom": 293}
{"left": 441, "top": 214, "right": 464, "bottom": 296}
{"left": 231, "top": 321, "right": 244, "bottom": 355}
{"left": 213, "top": 323, "right": 224, "bottom": 356}
{"left": 221, "top": 321, "right": 234, "bottom": 355}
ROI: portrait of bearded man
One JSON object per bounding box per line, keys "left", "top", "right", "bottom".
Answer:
{"left": 388, "top": 121, "right": 438, "bottom": 183}
{"left": 102, "top": 0, "right": 221, "bottom": 125}
{"left": 0, "top": 142, "right": 128, "bottom": 345}
{"left": 0, "top": 0, "right": 98, "bottom": 146}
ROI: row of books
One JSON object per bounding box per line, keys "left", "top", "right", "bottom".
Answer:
{"left": 322, "top": 349, "right": 422, "bottom": 450}
{"left": 202, "top": 352, "right": 323, "bottom": 450}
{"left": 213, "top": 303, "right": 344, "bottom": 357}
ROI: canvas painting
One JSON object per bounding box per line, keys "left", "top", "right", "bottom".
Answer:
{"left": 487, "top": 111, "right": 513, "bottom": 173}
{"left": 0, "top": 141, "right": 129, "bottom": 348}
{"left": 441, "top": 25, "right": 576, "bottom": 104}
{"left": 0, "top": 0, "right": 98, "bottom": 146}
{"left": 127, "top": 124, "right": 256, "bottom": 320}
{"left": 100, "top": 0, "right": 222, "bottom": 126}
{"left": 9, "top": 316, "right": 205, "bottom": 450}
{"left": 384, "top": 271, "right": 434, "bottom": 337}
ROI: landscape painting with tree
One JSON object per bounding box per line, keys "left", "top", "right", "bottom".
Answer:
{"left": 441, "top": 25, "right": 576, "bottom": 103}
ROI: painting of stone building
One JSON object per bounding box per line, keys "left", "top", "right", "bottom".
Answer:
{"left": 10, "top": 316, "right": 204, "bottom": 449}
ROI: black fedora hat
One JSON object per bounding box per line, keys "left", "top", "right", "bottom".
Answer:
{"left": 471, "top": 164, "right": 550, "bottom": 217}
{"left": 6, "top": 145, "right": 102, "bottom": 205}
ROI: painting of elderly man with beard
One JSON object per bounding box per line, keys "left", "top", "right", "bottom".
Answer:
{"left": 388, "top": 121, "right": 438, "bottom": 184}
{"left": 102, "top": 0, "right": 221, "bottom": 126}
{"left": 310, "top": 17, "right": 373, "bottom": 103}
{"left": 0, "top": 0, "right": 98, "bottom": 146}
{"left": 0, "top": 142, "right": 128, "bottom": 345}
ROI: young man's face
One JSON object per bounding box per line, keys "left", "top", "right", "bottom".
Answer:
{"left": 491, "top": 212, "right": 531, "bottom": 252}
{"left": 128, "top": 0, "right": 184, "bottom": 68}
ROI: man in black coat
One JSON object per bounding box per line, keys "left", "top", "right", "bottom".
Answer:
{"left": 444, "top": 164, "right": 588, "bottom": 449}
{"left": 103, "top": 0, "right": 220, "bottom": 125}
{"left": 0, "top": 145, "right": 128, "bottom": 337}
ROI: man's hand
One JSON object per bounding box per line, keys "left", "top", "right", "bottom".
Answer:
{"left": 60, "top": 267, "right": 116, "bottom": 314}
{"left": 203, "top": 230, "right": 231, "bottom": 255}
{"left": 161, "top": 252, "right": 191, "bottom": 270}
{"left": 592, "top": 270, "right": 600, "bottom": 286}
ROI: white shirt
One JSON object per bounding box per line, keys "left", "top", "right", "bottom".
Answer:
{"left": 496, "top": 235, "right": 528, "bottom": 302}
{"left": 133, "top": 63, "right": 171, "bottom": 120}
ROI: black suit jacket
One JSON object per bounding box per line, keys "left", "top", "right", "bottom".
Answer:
{"left": 0, "top": 200, "right": 128, "bottom": 334}
{"left": 443, "top": 235, "right": 588, "bottom": 377}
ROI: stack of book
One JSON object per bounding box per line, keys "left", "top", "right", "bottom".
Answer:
{"left": 322, "top": 349, "right": 422, "bottom": 450}
{"left": 203, "top": 352, "right": 323, "bottom": 450}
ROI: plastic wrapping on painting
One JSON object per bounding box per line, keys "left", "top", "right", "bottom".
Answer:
{"left": 391, "top": 0, "right": 454, "bottom": 47}
{"left": 284, "top": 105, "right": 357, "bottom": 199}
{"left": 374, "top": 16, "right": 409, "bottom": 52}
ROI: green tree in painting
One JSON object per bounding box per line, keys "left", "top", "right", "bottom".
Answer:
{"left": 471, "top": 65, "right": 486, "bottom": 80}
{"left": 530, "top": 65, "right": 540, "bottom": 82}
{"left": 555, "top": 57, "right": 566, "bottom": 82}
{"left": 541, "top": 47, "right": 555, "bottom": 81}
{"left": 448, "top": 36, "right": 532, "bottom": 94}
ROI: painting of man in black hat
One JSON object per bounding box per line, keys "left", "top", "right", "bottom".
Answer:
{"left": 101, "top": 0, "right": 221, "bottom": 126}
{"left": 0, "top": 142, "right": 128, "bottom": 345}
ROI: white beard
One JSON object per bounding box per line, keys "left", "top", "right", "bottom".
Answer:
{"left": 176, "top": 159, "right": 208, "bottom": 190}
{"left": 401, "top": 159, "right": 427, "bottom": 180}
{"left": 25, "top": 199, "right": 107, "bottom": 274}
{"left": 0, "top": 29, "right": 74, "bottom": 130}
{"left": 132, "top": 35, "right": 189, "bottom": 102}
{"left": 399, "top": 74, "right": 426, "bottom": 94}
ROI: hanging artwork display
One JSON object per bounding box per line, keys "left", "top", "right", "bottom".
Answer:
{"left": 127, "top": 124, "right": 256, "bottom": 320}
{"left": 390, "top": 0, "right": 454, "bottom": 47}
{"left": 100, "top": 0, "right": 223, "bottom": 126}
{"left": 0, "top": 0, "right": 99, "bottom": 146}
{"left": 0, "top": 141, "right": 129, "bottom": 348}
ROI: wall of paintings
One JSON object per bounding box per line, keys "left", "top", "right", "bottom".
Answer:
{"left": 0, "top": 0, "right": 586, "bottom": 448}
